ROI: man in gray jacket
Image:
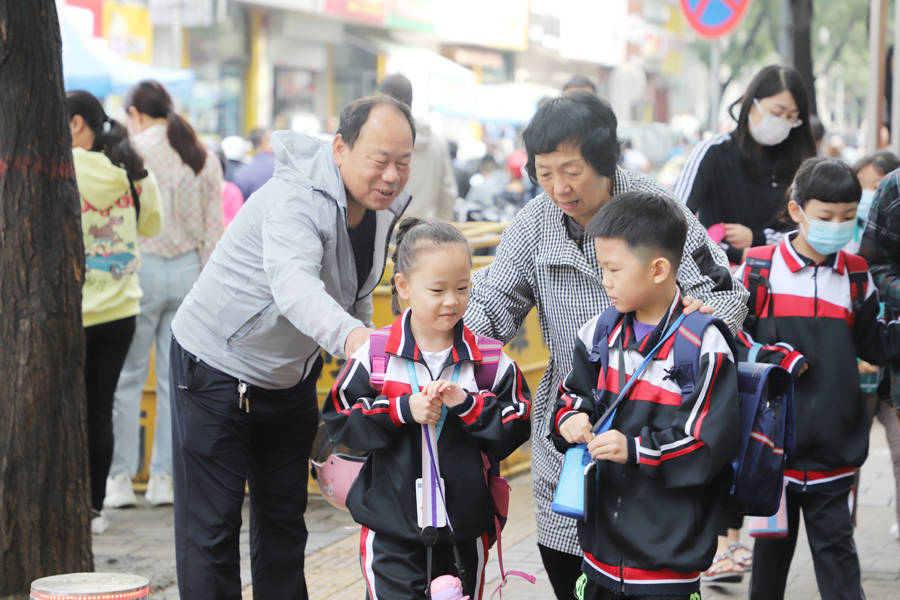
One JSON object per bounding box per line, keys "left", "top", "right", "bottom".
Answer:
{"left": 168, "top": 96, "right": 414, "bottom": 600}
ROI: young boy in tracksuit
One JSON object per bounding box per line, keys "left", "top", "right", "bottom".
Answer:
{"left": 735, "top": 158, "right": 900, "bottom": 600}
{"left": 552, "top": 191, "right": 741, "bottom": 600}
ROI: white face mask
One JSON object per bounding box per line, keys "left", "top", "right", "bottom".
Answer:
{"left": 749, "top": 98, "right": 802, "bottom": 146}
{"left": 857, "top": 189, "right": 876, "bottom": 226}
{"left": 798, "top": 205, "right": 856, "bottom": 256}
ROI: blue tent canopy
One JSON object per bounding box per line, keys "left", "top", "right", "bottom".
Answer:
{"left": 60, "top": 15, "right": 194, "bottom": 98}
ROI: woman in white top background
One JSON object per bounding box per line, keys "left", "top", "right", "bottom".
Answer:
{"left": 104, "top": 79, "right": 223, "bottom": 509}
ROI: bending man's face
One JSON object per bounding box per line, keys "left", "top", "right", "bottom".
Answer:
{"left": 333, "top": 104, "right": 413, "bottom": 211}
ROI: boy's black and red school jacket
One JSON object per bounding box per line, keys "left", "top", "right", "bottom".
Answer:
{"left": 735, "top": 235, "right": 900, "bottom": 488}
{"left": 323, "top": 309, "right": 531, "bottom": 544}
{"left": 550, "top": 293, "right": 740, "bottom": 596}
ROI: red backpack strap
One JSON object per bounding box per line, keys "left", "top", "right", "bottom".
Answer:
{"left": 842, "top": 252, "right": 870, "bottom": 312}
{"left": 367, "top": 327, "right": 392, "bottom": 392}
{"left": 474, "top": 335, "right": 504, "bottom": 391}
{"left": 742, "top": 245, "right": 777, "bottom": 320}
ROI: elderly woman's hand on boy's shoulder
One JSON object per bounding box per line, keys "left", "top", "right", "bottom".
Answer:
{"left": 682, "top": 296, "right": 715, "bottom": 316}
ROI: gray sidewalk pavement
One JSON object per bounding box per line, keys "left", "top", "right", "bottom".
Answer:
{"left": 93, "top": 421, "right": 900, "bottom": 599}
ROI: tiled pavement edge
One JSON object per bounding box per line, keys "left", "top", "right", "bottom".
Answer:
{"left": 93, "top": 420, "right": 900, "bottom": 598}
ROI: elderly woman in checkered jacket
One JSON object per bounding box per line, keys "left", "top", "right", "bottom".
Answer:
{"left": 463, "top": 92, "right": 749, "bottom": 600}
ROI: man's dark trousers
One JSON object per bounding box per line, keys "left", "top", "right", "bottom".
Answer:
{"left": 170, "top": 337, "right": 322, "bottom": 600}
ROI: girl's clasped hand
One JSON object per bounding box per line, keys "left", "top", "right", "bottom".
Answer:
{"left": 409, "top": 380, "right": 467, "bottom": 425}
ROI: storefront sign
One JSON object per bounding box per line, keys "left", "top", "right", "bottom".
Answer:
{"left": 386, "top": 0, "right": 434, "bottom": 31}
{"left": 433, "top": 0, "right": 528, "bottom": 51}
{"left": 103, "top": 1, "right": 153, "bottom": 63}
{"left": 64, "top": 0, "right": 104, "bottom": 37}
{"left": 147, "top": 0, "right": 216, "bottom": 28}
{"left": 325, "top": 0, "right": 385, "bottom": 26}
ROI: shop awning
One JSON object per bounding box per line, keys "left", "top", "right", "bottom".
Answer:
{"left": 60, "top": 14, "right": 195, "bottom": 98}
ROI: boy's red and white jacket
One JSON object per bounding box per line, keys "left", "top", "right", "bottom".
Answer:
{"left": 734, "top": 235, "right": 900, "bottom": 489}
{"left": 550, "top": 293, "right": 740, "bottom": 596}
{"left": 322, "top": 309, "right": 531, "bottom": 543}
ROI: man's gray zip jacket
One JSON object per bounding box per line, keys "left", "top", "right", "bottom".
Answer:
{"left": 171, "top": 131, "right": 410, "bottom": 389}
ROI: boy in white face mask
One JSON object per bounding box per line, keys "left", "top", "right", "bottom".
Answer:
{"left": 734, "top": 157, "right": 900, "bottom": 600}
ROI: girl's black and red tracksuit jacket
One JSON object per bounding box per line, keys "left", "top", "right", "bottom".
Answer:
{"left": 551, "top": 294, "right": 740, "bottom": 596}
{"left": 735, "top": 236, "right": 900, "bottom": 488}
{"left": 323, "top": 309, "right": 531, "bottom": 544}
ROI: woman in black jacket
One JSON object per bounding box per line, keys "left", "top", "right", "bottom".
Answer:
{"left": 675, "top": 65, "right": 817, "bottom": 267}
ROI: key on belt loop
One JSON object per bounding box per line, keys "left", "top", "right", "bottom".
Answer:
{"left": 238, "top": 381, "right": 250, "bottom": 413}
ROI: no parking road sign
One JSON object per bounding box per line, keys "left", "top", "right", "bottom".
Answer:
{"left": 680, "top": 0, "right": 751, "bottom": 38}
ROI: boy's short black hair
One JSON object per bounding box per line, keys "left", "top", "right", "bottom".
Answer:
{"left": 587, "top": 191, "right": 687, "bottom": 268}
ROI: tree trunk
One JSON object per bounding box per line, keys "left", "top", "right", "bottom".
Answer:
{"left": 0, "top": 1, "right": 92, "bottom": 596}
{"left": 790, "top": 0, "right": 818, "bottom": 114}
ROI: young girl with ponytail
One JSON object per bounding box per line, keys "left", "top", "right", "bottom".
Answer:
{"left": 66, "top": 90, "right": 163, "bottom": 533}
{"left": 323, "top": 218, "right": 532, "bottom": 599}
{"left": 104, "top": 80, "right": 223, "bottom": 509}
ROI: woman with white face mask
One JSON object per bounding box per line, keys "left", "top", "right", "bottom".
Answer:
{"left": 675, "top": 65, "right": 817, "bottom": 583}
{"left": 676, "top": 65, "right": 817, "bottom": 268}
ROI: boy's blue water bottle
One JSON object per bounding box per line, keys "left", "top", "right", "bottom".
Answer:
{"left": 552, "top": 407, "right": 618, "bottom": 520}
{"left": 551, "top": 444, "right": 593, "bottom": 520}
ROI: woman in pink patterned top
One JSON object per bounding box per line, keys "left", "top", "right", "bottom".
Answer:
{"left": 105, "top": 80, "right": 224, "bottom": 510}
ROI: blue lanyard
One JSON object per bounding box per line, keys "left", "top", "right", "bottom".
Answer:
{"left": 592, "top": 313, "right": 687, "bottom": 433}
{"left": 405, "top": 359, "right": 461, "bottom": 440}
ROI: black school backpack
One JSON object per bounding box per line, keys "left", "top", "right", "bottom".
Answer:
{"left": 589, "top": 308, "right": 795, "bottom": 517}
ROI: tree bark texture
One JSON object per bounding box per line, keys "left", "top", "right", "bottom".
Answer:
{"left": 0, "top": 1, "right": 92, "bottom": 595}
{"left": 790, "top": 0, "right": 818, "bottom": 114}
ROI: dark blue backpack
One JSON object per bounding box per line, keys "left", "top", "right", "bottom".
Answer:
{"left": 590, "top": 309, "right": 795, "bottom": 517}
